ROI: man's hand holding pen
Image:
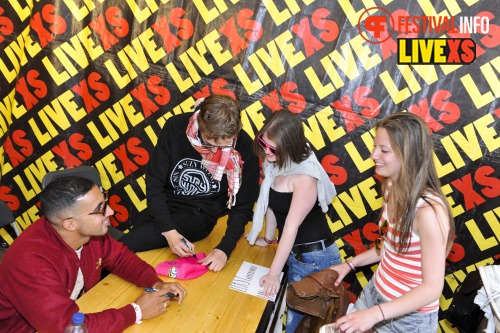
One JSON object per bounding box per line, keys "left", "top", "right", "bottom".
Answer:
{"left": 181, "top": 237, "right": 197, "bottom": 258}
{"left": 162, "top": 230, "right": 196, "bottom": 257}
{"left": 135, "top": 282, "right": 187, "bottom": 319}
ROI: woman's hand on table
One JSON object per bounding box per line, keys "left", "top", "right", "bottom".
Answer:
{"left": 243, "top": 234, "right": 274, "bottom": 247}
{"left": 254, "top": 237, "right": 270, "bottom": 247}
{"left": 260, "top": 273, "right": 280, "bottom": 296}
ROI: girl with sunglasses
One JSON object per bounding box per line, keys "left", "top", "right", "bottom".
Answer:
{"left": 246, "top": 110, "right": 341, "bottom": 333}
{"left": 323, "top": 112, "right": 455, "bottom": 333}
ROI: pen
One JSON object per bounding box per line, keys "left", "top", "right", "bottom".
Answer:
{"left": 181, "top": 238, "right": 197, "bottom": 258}
{"left": 144, "top": 287, "right": 178, "bottom": 298}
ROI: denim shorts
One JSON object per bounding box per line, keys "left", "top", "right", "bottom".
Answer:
{"left": 351, "top": 278, "right": 438, "bottom": 333}
{"left": 287, "top": 242, "right": 341, "bottom": 284}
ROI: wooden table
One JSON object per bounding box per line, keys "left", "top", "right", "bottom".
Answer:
{"left": 76, "top": 219, "right": 285, "bottom": 332}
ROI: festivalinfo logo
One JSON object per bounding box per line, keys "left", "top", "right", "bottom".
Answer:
{"left": 357, "top": 7, "right": 489, "bottom": 64}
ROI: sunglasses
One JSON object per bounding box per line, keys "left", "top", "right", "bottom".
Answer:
{"left": 199, "top": 135, "right": 234, "bottom": 149}
{"left": 69, "top": 191, "right": 109, "bottom": 219}
{"left": 375, "top": 220, "right": 388, "bottom": 255}
{"left": 90, "top": 190, "right": 109, "bottom": 216}
{"left": 258, "top": 135, "right": 276, "bottom": 155}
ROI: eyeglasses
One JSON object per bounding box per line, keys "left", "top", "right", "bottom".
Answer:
{"left": 69, "top": 191, "right": 109, "bottom": 219}
{"left": 375, "top": 220, "right": 388, "bottom": 255}
{"left": 258, "top": 135, "right": 276, "bottom": 155}
{"left": 199, "top": 135, "right": 234, "bottom": 149}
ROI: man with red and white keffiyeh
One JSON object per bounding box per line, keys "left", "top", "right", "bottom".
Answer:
{"left": 120, "top": 95, "right": 259, "bottom": 272}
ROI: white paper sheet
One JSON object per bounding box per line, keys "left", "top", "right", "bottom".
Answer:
{"left": 229, "top": 261, "right": 284, "bottom": 302}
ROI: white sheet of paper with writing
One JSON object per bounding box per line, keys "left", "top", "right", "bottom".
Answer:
{"left": 229, "top": 261, "right": 284, "bottom": 302}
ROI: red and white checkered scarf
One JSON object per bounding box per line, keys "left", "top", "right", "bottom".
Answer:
{"left": 186, "top": 110, "right": 243, "bottom": 208}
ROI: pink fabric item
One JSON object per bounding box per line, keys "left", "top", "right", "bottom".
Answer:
{"left": 155, "top": 253, "right": 209, "bottom": 280}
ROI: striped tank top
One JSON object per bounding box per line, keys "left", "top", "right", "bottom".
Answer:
{"left": 374, "top": 195, "right": 441, "bottom": 313}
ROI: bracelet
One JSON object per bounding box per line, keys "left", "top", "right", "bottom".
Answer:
{"left": 131, "top": 303, "right": 142, "bottom": 324}
{"left": 264, "top": 237, "right": 277, "bottom": 244}
{"left": 376, "top": 303, "right": 386, "bottom": 321}
{"left": 346, "top": 260, "right": 356, "bottom": 271}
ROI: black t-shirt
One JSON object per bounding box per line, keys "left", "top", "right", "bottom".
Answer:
{"left": 145, "top": 112, "right": 260, "bottom": 257}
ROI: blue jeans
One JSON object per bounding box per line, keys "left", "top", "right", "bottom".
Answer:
{"left": 286, "top": 243, "right": 341, "bottom": 333}
{"left": 351, "top": 278, "right": 438, "bottom": 333}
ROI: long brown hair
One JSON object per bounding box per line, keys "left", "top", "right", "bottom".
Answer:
{"left": 254, "top": 110, "right": 310, "bottom": 169}
{"left": 376, "top": 112, "right": 455, "bottom": 254}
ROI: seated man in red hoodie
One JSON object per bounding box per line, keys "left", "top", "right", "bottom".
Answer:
{"left": 0, "top": 176, "right": 187, "bottom": 333}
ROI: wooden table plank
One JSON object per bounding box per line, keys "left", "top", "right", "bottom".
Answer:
{"left": 77, "top": 218, "right": 278, "bottom": 332}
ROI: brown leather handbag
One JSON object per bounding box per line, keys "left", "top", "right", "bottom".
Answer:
{"left": 286, "top": 268, "right": 350, "bottom": 333}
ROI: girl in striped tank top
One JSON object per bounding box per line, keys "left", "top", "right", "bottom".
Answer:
{"left": 323, "top": 112, "right": 455, "bottom": 333}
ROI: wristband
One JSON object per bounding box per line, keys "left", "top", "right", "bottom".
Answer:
{"left": 131, "top": 303, "right": 142, "bottom": 324}
{"left": 377, "top": 303, "right": 386, "bottom": 321}
{"left": 264, "top": 237, "right": 278, "bottom": 244}
{"left": 346, "top": 260, "right": 356, "bottom": 271}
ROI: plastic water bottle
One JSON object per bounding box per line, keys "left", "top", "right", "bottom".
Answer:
{"left": 64, "top": 312, "right": 88, "bottom": 333}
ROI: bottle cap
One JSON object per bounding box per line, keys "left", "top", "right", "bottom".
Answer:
{"left": 72, "top": 312, "right": 85, "bottom": 325}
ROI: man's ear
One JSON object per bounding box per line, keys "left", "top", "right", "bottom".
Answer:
{"left": 61, "top": 218, "right": 77, "bottom": 231}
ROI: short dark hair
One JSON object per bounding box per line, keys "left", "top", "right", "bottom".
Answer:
{"left": 40, "top": 176, "right": 95, "bottom": 221}
{"left": 197, "top": 95, "right": 242, "bottom": 141}
{"left": 254, "top": 110, "right": 310, "bottom": 169}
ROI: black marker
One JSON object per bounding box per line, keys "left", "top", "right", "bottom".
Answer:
{"left": 181, "top": 237, "right": 197, "bottom": 258}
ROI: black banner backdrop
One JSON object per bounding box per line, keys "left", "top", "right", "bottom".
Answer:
{"left": 1, "top": 0, "right": 499, "bottom": 331}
